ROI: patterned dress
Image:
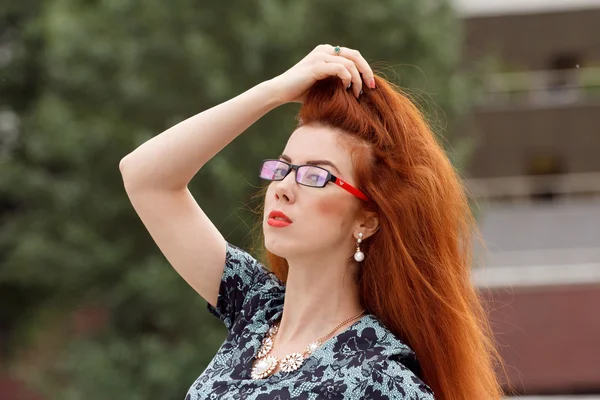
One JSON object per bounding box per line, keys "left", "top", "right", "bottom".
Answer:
{"left": 185, "top": 242, "right": 436, "bottom": 399}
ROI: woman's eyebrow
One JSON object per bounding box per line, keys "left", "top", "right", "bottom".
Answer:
{"left": 279, "top": 154, "right": 341, "bottom": 174}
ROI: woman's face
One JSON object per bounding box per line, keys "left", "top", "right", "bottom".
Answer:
{"left": 263, "top": 124, "right": 362, "bottom": 260}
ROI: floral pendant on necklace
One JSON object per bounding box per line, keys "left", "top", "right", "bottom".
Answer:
{"left": 279, "top": 353, "right": 304, "bottom": 372}
{"left": 256, "top": 336, "right": 273, "bottom": 358}
{"left": 250, "top": 356, "right": 278, "bottom": 380}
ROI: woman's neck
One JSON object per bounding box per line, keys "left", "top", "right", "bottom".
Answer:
{"left": 274, "top": 259, "right": 364, "bottom": 347}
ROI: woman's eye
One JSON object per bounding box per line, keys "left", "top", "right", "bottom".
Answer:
{"left": 275, "top": 168, "right": 287, "bottom": 177}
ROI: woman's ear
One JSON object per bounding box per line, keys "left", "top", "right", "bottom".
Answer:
{"left": 355, "top": 211, "right": 379, "bottom": 240}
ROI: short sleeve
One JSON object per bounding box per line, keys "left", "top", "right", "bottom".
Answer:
{"left": 365, "top": 360, "right": 435, "bottom": 399}
{"left": 206, "top": 241, "right": 284, "bottom": 331}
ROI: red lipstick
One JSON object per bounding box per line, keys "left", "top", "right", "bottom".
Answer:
{"left": 268, "top": 210, "right": 292, "bottom": 227}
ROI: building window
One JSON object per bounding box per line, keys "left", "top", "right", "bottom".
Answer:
{"left": 527, "top": 154, "right": 565, "bottom": 202}
{"left": 544, "top": 53, "right": 582, "bottom": 103}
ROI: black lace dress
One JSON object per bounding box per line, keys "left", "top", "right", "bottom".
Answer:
{"left": 185, "top": 242, "right": 435, "bottom": 399}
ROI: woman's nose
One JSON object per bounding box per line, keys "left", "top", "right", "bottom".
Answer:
{"left": 274, "top": 170, "right": 297, "bottom": 202}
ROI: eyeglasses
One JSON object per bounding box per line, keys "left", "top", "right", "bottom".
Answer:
{"left": 258, "top": 159, "right": 371, "bottom": 202}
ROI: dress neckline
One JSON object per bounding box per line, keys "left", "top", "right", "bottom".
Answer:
{"left": 249, "top": 313, "right": 371, "bottom": 380}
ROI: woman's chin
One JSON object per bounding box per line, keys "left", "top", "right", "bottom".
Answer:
{"left": 264, "top": 238, "right": 293, "bottom": 258}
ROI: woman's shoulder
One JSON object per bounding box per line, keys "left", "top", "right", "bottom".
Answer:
{"left": 335, "top": 314, "right": 435, "bottom": 398}
{"left": 335, "top": 315, "right": 420, "bottom": 370}
{"left": 366, "top": 358, "right": 435, "bottom": 399}
{"left": 221, "top": 242, "right": 286, "bottom": 306}
{"left": 206, "top": 242, "right": 285, "bottom": 331}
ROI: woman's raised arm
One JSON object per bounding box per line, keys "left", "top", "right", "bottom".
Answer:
{"left": 118, "top": 45, "right": 373, "bottom": 305}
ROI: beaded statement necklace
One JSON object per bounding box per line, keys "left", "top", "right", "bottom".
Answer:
{"left": 251, "top": 309, "right": 366, "bottom": 380}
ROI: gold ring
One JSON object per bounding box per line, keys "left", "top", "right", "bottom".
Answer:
{"left": 334, "top": 46, "right": 341, "bottom": 56}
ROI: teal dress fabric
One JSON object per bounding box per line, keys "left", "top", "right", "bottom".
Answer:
{"left": 185, "top": 242, "right": 435, "bottom": 399}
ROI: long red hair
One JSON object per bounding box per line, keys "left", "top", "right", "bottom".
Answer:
{"left": 250, "top": 76, "right": 508, "bottom": 399}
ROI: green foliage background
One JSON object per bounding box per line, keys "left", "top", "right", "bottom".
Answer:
{"left": 0, "top": 1, "right": 477, "bottom": 398}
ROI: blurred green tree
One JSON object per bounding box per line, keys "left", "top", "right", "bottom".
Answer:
{"left": 0, "top": 0, "right": 476, "bottom": 398}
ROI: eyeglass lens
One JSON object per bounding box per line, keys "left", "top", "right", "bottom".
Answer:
{"left": 260, "top": 160, "right": 329, "bottom": 187}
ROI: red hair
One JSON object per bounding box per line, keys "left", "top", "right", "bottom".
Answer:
{"left": 250, "top": 76, "right": 508, "bottom": 399}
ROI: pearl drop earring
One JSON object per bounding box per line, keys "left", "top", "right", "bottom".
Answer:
{"left": 354, "top": 233, "right": 365, "bottom": 262}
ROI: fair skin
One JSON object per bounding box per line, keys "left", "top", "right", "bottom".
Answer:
{"left": 261, "top": 125, "right": 379, "bottom": 367}
{"left": 120, "top": 44, "right": 377, "bottom": 373}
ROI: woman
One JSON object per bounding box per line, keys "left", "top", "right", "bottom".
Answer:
{"left": 120, "top": 45, "right": 505, "bottom": 399}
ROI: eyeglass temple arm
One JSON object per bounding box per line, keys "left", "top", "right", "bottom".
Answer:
{"left": 333, "top": 177, "right": 371, "bottom": 202}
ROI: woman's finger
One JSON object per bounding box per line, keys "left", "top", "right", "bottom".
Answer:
{"left": 312, "top": 62, "right": 353, "bottom": 89}
{"left": 322, "top": 55, "right": 362, "bottom": 97}
{"left": 329, "top": 46, "right": 375, "bottom": 89}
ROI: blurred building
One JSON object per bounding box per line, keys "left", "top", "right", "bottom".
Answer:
{"left": 456, "top": 0, "right": 600, "bottom": 396}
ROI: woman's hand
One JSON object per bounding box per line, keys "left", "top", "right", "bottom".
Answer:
{"left": 268, "top": 44, "right": 375, "bottom": 104}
